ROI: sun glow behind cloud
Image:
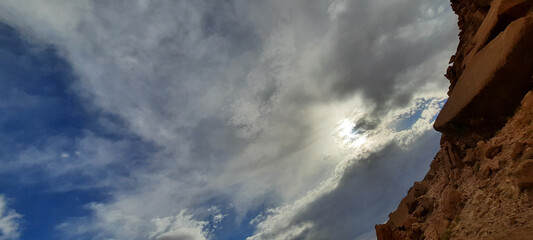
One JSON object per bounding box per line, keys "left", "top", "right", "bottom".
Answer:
{"left": 335, "top": 119, "right": 368, "bottom": 148}
{"left": 248, "top": 96, "right": 447, "bottom": 240}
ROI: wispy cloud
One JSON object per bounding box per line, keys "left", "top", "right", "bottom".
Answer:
{"left": 0, "top": 195, "right": 22, "bottom": 240}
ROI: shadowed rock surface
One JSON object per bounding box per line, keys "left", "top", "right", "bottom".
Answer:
{"left": 376, "top": 0, "right": 533, "bottom": 239}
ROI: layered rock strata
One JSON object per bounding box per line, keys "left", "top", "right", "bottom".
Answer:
{"left": 376, "top": 0, "right": 533, "bottom": 239}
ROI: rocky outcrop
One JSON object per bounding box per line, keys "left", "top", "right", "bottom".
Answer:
{"left": 376, "top": 0, "right": 533, "bottom": 239}
{"left": 436, "top": 0, "right": 533, "bottom": 140}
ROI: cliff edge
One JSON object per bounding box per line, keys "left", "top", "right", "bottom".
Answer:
{"left": 376, "top": 0, "right": 533, "bottom": 239}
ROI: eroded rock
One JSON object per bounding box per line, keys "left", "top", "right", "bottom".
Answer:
{"left": 514, "top": 160, "right": 533, "bottom": 188}
{"left": 435, "top": 0, "right": 533, "bottom": 139}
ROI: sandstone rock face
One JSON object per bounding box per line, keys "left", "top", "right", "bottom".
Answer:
{"left": 376, "top": 1, "right": 533, "bottom": 239}
{"left": 435, "top": 0, "right": 533, "bottom": 139}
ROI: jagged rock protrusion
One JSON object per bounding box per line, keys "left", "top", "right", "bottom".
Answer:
{"left": 435, "top": 0, "right": 533, "bottom": 140}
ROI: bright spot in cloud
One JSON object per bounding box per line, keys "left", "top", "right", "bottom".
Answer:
{"left": 335, "top": 119, "right": 367, "bottom": 148}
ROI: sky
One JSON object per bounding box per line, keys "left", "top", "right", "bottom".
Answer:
{"left": 0, "top": 1, "right": 458, "bottom": 239}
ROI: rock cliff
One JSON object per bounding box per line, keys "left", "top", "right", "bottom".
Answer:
{"left": 376, "top": 0, "right": 533, "bottom": 239}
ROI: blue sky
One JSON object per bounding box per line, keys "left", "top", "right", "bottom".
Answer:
{"left": 0, "top": 22, "right": 107, "bottom": 240}
{"left": 0, "top": 1, "right": 458, "bottom": 239}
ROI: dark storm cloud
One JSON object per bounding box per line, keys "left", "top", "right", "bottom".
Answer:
{"left": 355, "top": 116, "right": 380, "bottom": 134}
{"left": 201, "top": 0, "right": 261, "bottom": 54}
{"left": 321, "top": 0, "right": 457, "bottom": 110}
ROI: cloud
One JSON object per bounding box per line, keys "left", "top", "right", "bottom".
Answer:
{"left": 150, "top": 211, "right": 209, "bottom": 240}
{"left": 0, "top": 132, "right": 154, "bottom": 191}
{"left": 320, "top": 0, "right": 456, "bottom": 108}
{"left": 0, "top": 195, "right": 22, "bottom": 240}
{"left": 248, "top": 131, "right": 441, "bottom": 240}
{"left": 58, "top": 206, "right": 215, "bottom": 240}
{"left": 248, "top": 97, "right": 444, "bottom": 239}
{"left": 0, "top": 0, "right": 458, "bottom": 239}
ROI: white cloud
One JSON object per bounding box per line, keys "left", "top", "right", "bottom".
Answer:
{"left": 0, "top": 133, "right": 147, "bottom": 190}
{"left": 0, "top": 0, "right": 458, "bottom": 239}
{"left": 58, "top": 205, "right": 218, "bottom": 240}
{"left": 0, "top": 195, "right": 22, "bottom": 240}
{"left": 150, "top": 210, "right": 209, "bottom": 240}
